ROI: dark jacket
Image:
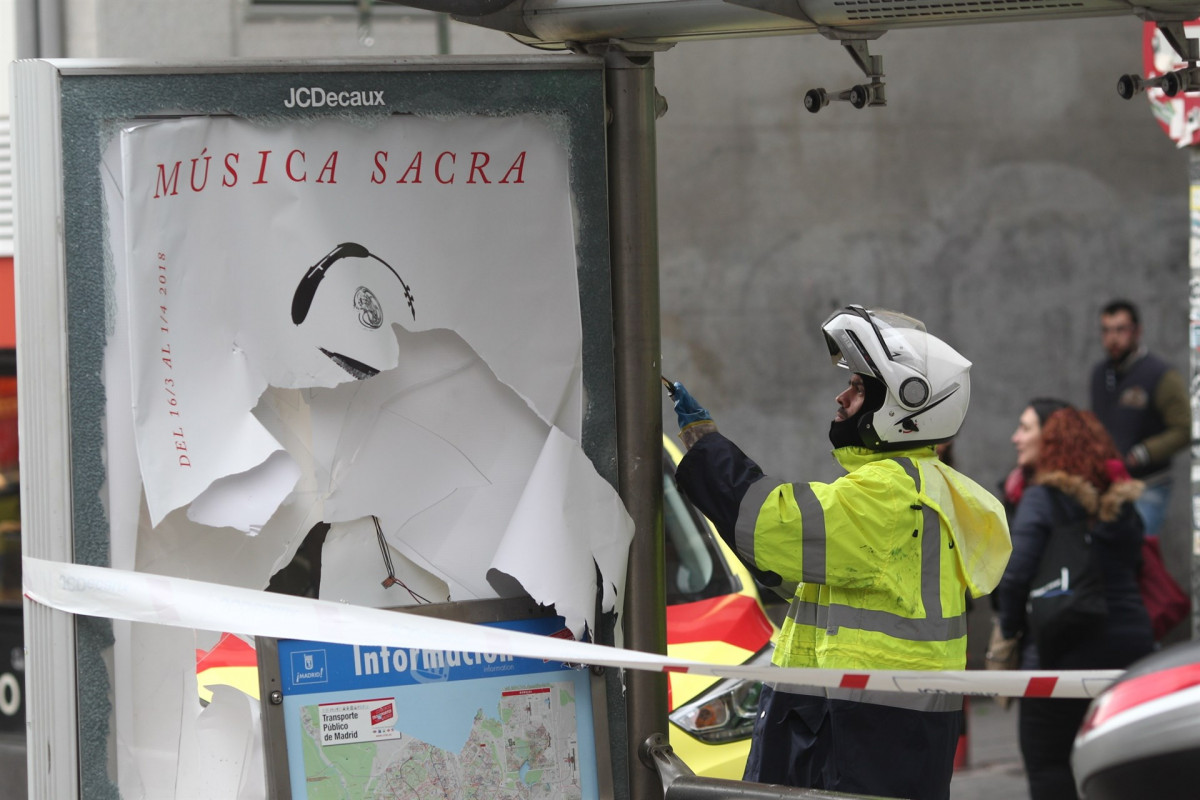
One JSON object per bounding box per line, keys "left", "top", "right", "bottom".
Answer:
{"left": 1090, "top": 349, "right": 1190, "bottom": 480}
{"left": 994, "top": 471, "right": 1153, "bottom": 670}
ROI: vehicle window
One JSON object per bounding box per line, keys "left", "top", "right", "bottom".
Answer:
{"left": 662, "top": 453, "right": 737, "bottom": 604}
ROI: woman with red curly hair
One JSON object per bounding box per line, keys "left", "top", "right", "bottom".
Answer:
{"left": 996, "top": 400, "right": 1154, "bottom": 800}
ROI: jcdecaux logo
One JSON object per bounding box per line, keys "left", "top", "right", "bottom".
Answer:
{"left": 284, "top": 86, "right": 386, "bottom": 109}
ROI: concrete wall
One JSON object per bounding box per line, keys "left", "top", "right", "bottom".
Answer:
{"left": 47, "top": 2, "right": 1197, "bottom": 625}
{"left": 653, "top": 20, "right": 1193, "bottom": 636}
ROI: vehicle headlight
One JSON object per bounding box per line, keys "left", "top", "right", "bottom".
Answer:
{"left": 668, "top": 648, "right": 771, "bottom": 744}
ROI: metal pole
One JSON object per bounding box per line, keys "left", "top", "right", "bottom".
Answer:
{"left": 606, "top": 49, "right": 669, "bottom": 800}
{"left": 14, "top": 0, "right": 36, "bottom": 59}
{"left": 14, "top": 0, "right": 64, "bottom": 58}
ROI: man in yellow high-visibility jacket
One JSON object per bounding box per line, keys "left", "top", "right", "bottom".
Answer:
{"left": 670, "top": 305, "right": 1011, "bottom": 800}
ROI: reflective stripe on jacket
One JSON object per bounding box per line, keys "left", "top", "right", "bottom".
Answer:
{"left": 675, "top": 433, "right": 1011, "bottom": 709}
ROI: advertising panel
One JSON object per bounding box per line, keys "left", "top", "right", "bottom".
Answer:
{"left": 12, "top": 58, "right": 616, "bottom": 798}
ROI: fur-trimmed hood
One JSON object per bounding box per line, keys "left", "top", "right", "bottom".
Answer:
{"left": 1031, "top": 470, "right": 1144, "bottom": 522}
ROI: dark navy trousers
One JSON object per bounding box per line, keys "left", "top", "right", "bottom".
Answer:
{"left": 742, "top": 684, "right": 962, "bottom": 800}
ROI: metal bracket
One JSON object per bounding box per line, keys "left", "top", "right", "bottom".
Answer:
{"left": 375, "top": 0, "right": 536, "bottom": 40}
{"left": 816, "top": 27, "right": 884, "bottom": 45}
{"left": 1132, "top": 5, "right": 1200, "bottom": 25}
{"left": 1117, "top": 19, "right": 1200, "bottom": 99}
{"left": 574, "top": 38, "right": 677, "bottom": 55}
{"left": 802, "top": 32, "right": 886, "bottom": 113}
{"left": 640, "top": 733, "right": 693, "bottom": 791}
{"left": 837, "top": 40, "right": 882, "bottom": 80}
{"left": 1155, "top": 19, "right": 1199, "bottom": 62}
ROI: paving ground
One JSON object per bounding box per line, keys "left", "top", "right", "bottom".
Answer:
{"left": 951, "top": 697, "right": 1030, "bottom": 800}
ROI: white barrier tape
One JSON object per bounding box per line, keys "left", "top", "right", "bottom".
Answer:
{"left": 23, "top": 556, "right": 1122, "bottom": 699}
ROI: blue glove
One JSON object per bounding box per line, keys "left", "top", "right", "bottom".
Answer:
{"left": 671, "top": 381, "right": 713, "bottom": 431}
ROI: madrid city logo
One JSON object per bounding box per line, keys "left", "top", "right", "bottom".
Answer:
{"left": 291, "top": 649, "right": 329, "bottom": 685}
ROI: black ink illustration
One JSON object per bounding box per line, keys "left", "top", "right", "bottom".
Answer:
{"left": 291, "top": 242, "right": 416, "bottom": 379}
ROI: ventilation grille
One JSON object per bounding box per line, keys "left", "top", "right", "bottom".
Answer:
{"left": 831, "top": 0, "right": 1088, "bottom": 21}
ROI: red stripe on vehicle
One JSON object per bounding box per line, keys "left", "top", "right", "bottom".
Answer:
{"left": 666, "top": 593, "right": 774, "bottom": 652}
{"left": 664, "top": 666, "right": 690, "bottom": 673}
{"left": 1024, "top": 677, "right": 1058, "bottom": 697}
{"left": 1083, "top": 663, "right": 1200, "bottom": 732}
{"left": 840, "top": 674, "right": 870, "bottom": 689}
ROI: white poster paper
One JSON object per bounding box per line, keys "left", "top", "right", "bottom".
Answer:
{"left": 105, "top": 114, "right": 631, "bottom": 638}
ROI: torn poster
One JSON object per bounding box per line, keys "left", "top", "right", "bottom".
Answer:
{"left": 104, "top": 114, "right": 632, "bottom": 639}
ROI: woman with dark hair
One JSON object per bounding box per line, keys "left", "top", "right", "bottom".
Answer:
{"left": 1000, "top": 397, "right": 1070, "bottom": 514}
{"left": 995, "top": 401, "right": 1154, "bottom": 799}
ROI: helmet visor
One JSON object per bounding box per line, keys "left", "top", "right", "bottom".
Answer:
{"left": 823, "top": 307, "right": 928, "bottom": 385}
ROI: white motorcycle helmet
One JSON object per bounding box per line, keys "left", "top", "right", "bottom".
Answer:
{"left": 821, "top": 305, "right": 971, "bottom": 449}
